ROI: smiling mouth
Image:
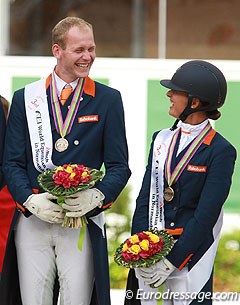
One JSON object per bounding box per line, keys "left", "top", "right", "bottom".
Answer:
{"left": 76, "top": 63, "right": 89, "bottom": 68}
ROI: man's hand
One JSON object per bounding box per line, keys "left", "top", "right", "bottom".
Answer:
{"left": 135, "top": 258, "right": 176, "bottom": 287}
{"left": 23, "top": 192, "right": 65, "bottom": 224}
{"left": 62, "top": 188, "right": 105, "bottom": 217}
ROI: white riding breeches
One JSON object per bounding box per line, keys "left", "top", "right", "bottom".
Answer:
{"left": 14, "top": 214, "right": 94, "bottom": 305}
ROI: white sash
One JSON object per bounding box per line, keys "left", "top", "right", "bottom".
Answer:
{"left": 25, "top": 79, "right": 106, "bottom": 235}
{"left": 25, "top": 79, "right": 56, "bottom": 172}
{"left": 149, "top": 128, "right": 180, "bottom": 230}
{"left": 138, "top": 128, "right": 179, "bottom": 305}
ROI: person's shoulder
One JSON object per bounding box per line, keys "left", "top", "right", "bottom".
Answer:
{"left": 13, "top": 79, "right": 44, "bottom": 95}
{"left": 94, "top": 80, "right": 120, "bottom": 94}
{"left": 212, "top": 131, "right": 236, "bottom": 154}
{"left": 13, "top": 87, "right": 25, "bottom": 96}
{"left": 152, "top": 130, "right": 161, "bottom": 139}
{"left": 152, "top": 127, "right": 172, "bottom": 141}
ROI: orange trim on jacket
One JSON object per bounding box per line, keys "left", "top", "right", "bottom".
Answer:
{"left": 178, "top": 253, "right": 193, "bottom": 270}
{"left": 166, "top": 228, "right": 184, "bottom": 236}
{"left": 102, "top": 202, "right": 113, "bottom": 209}
{"left": 45, "top": 74, "right": 95, "bottom": 97}
{"left": 16, "top": 202, "right": 25, "bottom": 213}
{"left": 16, "top": 188, "right": 39, "bottom": 213}
{"left": 203, "top": 129, "right": 216, "bottom": 145}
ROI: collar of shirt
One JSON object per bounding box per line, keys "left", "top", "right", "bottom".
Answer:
{"left": 176, "top": 119, "right": 209, "bottom": 156}
{"left": 53, "top": 70, "right": 79, "bottom": 97}
{"left": 178, "top": 119, "right": 209, "bottom": 138}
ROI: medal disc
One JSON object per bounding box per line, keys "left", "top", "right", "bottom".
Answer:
{"left": 55, "top": 138, "right": 69, "bottom": 152}
{"left": 163, "top": 186, "right": 174, "bottom": 202}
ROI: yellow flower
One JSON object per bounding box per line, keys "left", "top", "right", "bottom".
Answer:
{"left": 65, "top": 166, "right": 73, "bottom": 173}
{"left": 143, "top": 231, "right": 152, "bottom": 235}
{"left": 82, "top": 171, "right": 89, "bottom": 178}
{"left": 70, "top": 172, "right": 76, "bottom": 179}
{"left": 129, "top": 245, "right": 141, "bottom": 255}
{"left": 139, "top": 239, "right": 149, "bottom": 251}
{"left": 130, "top": 234, "right": 139, "bottom": 244}
{"left": 149, "top": 233, "right": 160, "bottom": 243}
{"left": 55, "top": 166, "right": 64, "bottom": 172}
{"left": 122, "top": 243, "right": 128, "bottom": 252}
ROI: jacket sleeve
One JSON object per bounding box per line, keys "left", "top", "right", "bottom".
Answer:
{"left": 88, "top": 89, "right": 131, "bottom": 216}
{"left": 3, "top": 90, "right": 34, "bottom": 206}
{"left": 167, "top": 141, "right": 237, "bottom": 269}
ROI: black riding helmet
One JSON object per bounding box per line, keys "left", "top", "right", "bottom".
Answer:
{"left": 160, "top": 60, "right": 227, "bottom": 125}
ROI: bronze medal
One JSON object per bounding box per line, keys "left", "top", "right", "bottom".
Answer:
{"left": 163, "top": 186, "right": 174, "bottom": 202}
{"left": 55, "top": 138, "right": 69, "bottom": 152}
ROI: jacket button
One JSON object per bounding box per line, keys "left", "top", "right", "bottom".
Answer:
{"left": 74, "top": 140, "right": 79, "bottom": 146}
{"left": 170, "top": 222, "right": 175, "bottom": 227}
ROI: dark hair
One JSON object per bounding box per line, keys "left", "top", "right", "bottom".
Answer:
{"left": 206, "top": 109, "right": 221, "bottom": 120}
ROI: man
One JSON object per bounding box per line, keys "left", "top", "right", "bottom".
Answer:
{"left": 125, "top": 60, "right": 236, "bottom": 305}
{"left": 2, "top": 17, "right": 131, "bottom": 305}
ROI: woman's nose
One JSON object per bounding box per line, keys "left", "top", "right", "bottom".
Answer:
{"left": 166, "top": 90, "right": 172, "bottom": 97}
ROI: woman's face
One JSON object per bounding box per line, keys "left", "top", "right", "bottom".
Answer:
{"left": 166, "top": 89, "right": 188, "bottom": 118}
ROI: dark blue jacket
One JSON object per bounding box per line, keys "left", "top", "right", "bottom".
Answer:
{"left": 2, "top": 77, "right": 131, "bottom": 305}
{"left": 132, "top": 128, "right": 236, "bottom": 270}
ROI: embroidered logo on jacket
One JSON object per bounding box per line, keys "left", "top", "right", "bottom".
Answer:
{"left": 187, "top": 165, "right": 207, "bottom": 173}
{"left": 78, "top": 115, "right": 99, "bottom": 123}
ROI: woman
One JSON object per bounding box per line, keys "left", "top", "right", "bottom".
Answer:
{"left": 125, "top": 60, "right": 236, "bottom": 305}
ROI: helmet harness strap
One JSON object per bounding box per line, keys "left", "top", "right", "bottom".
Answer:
{"left": 170, "top": 95, "right": 194, "bottom": 131}
{"left": 179, "top": 95, "right": 194, "bottom": 122}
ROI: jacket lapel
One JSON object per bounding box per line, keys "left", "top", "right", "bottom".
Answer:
{"left": 176, "top": 128, "right": 216, "bottom": 162}
{"left": 45, "top": 76, "right": 96, "bottom": 130}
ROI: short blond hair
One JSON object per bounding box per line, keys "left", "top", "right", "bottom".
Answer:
{"left": 52, "top": 17, "right": 93, "bottom": 49}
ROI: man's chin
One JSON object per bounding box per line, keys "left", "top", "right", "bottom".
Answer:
{"left": 77, "top": 71, "right": 90, "bottom": 79}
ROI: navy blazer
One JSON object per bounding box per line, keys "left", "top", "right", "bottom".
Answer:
{"left": 132, "top": 127, "right": 236, "bottom": 270}
{"left": 3, "top": 78, "right": 131, "bottom": 212}
{"left": 0, "top": 98, "right": 6, "bottom": 190}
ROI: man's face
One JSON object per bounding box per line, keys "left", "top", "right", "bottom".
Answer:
{"left": 52, "top": 26, "right": 96, "bottom": 83}
{"left": 166, "top": 89, "right": 188, "bottom": 119}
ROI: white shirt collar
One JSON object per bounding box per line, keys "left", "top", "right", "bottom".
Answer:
{"left": 53, "top": 70, "right": 79, "bottom": 96}
{"left": 178, "top": 119, "right": 209, "bottom": 138}
{"left": 176, "top": 119, "right": 209, "bottom": 156}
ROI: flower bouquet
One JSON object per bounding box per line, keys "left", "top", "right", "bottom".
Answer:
{"left": 114, "top": 230, "right": 174, "bottom": 269}
{"left": 38, "top": 164, "right": 104, "bottom": 229}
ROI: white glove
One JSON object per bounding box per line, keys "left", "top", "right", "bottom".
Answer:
{"left": 135, "top": 258, "right": 176, "bottom": 287}
{"left": 23, "top": 192, "right": 65, "bottom": 224}
{"left": 61, "top": 188, "right": 105, "bottom": 217}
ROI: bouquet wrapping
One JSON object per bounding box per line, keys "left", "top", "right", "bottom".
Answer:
{"left": 38, "top": 164, "right": 104, "bottom": 248}
{"left": 114, "top": 230, "right": 174, "bottom": 269}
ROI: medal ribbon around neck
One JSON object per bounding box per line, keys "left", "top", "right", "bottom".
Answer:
{"left": 165, "top": 122, "right": 212, "bottom": 187}
{"left": 50, "top": 75, "right": 85, "bottom": 138}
